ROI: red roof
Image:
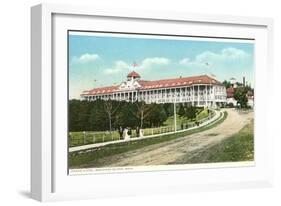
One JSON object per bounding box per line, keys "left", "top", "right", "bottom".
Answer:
{"left": 81, "top": 85, "right": 119, "bottom": 95}
{"left": 226, "top": 87, "right": 235, "bottom": 98}
{"left": 137, "top": 75, "right": 222, "bottom": 90}
{"left": 127, "top": 71, "right": 140, "bottom": 78}
{"left": 82, "top": 75, "right": 223, "bottom": 96}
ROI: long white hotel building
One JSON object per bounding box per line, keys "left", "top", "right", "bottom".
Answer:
{"left": 81, "top": 71, "right": 227, "bottom": 108}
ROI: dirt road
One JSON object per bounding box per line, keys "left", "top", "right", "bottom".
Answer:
{"left": 85, "top": 109, "right": 253, "bottom": 167}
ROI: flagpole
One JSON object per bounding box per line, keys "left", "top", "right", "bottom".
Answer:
{"left": 204, "top": 62, "right": 210, "bottom": 76}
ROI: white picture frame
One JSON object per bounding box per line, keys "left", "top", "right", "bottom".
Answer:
{"left": 31, "top": 3, "right": 274, "bottom": 202}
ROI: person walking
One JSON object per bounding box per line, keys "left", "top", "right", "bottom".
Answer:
{"left": 139, "top": 128, "right": 144, "bottom": 137}
{"left": 123, "top": 128, "right": 129, "bottom": 140}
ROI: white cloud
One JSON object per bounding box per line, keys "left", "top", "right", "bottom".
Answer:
{"left": 221, "top": 47, "right": 249, "bottom": 58}
{"left": 104, "top": 57, "right": 170, "bottom": 75}
{"left": 72, "top": 53, "right": 100, "bottom": 64}
{"left": 196, "top": 48, "right": 249, "bottom": 63}
{"left": 179, "top": 58, "right": 190, "bottom": 65}
{"left": 139, "top": 57, "right": 170, "bottom": 70}
{"left": 179, "top": 47, "right": 250, "bottom": 67}
{"left": 141, "top": 57, "right": 170, "bottom": 68}
{"left": 104, "top": 60, "right": 130, "bottom": 75}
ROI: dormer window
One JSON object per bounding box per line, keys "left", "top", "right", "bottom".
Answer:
{"left": 127, "top": 71, "right": 141, "bottom": 80}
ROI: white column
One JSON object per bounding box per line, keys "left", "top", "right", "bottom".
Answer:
{"left": 174, "top": 102, "right": 177, "bottom": 132}
{"left": 184, "top": 87, "right": 187, "bottom": 102}
{"left": 179, "top": 88, "right": 182, "bottom": 102}
{"left": 192, "top": 85, "right": 195, "bottom": 106}
{"left": 144, "top": 91, "right": 147, "bottom": 102}
{"left": 197, "top": 85, "right": 200, "bottom": 106}
{"left": 205, "top": 85, "right": 208, "bottom": 107}
{"left": 212, "top": 86, "right": 215, "bottom": 107}
{"left": 133, "top": 91, "right": 135, "bottom": 102}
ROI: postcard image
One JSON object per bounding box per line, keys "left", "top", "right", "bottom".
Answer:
{"left": 67, "top": 31, "right": 254, "bottom": 174}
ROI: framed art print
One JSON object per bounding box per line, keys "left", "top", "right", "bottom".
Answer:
{"left": 31, "top": 3, "right": 274, "bottom": 201}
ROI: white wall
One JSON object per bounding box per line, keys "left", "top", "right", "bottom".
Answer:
{"left": 0, "top": 0, "right": 280, "bottom": 205}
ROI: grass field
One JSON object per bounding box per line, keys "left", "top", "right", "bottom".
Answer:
{"left": 163, "top": 108, "right": 210, "bottom": 127}
{"left": 69, "top": 126, "right": 179, "bottom": 147}
{"left": 69, "top": 108, "right": 212, "bottom": 147}
{"left": 69, "top": 111, "right": 227, "bottom": 168}
{"left": 182, "top": 120, "right": 254, "bottom": 163}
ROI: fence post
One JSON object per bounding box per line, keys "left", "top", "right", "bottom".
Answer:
{"left": 69, "top": 132, "right": 71, "bottom": 147}
{"left": 93, "top": 134, "right": 95, "bottom": 144}
{"left": 103, "top": 134, "right": 105, "bottom": 142}
{"left": 152, "top": 128, "right": 154, "bottom": 135}
{"left": 83, "top": 131, "right": 86, "bottom": 144}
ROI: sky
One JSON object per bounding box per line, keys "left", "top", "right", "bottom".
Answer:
{"left": 69, "top": 32, "right": 254, "bottom": 99}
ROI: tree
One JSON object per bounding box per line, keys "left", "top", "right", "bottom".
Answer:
{"left": 116, "top": 102, "right": 139, "bottom": 128}
{"left": 163, "top": 103, "right": 173, "bottom": 117}
{"left": 69, "top": 100, "right": 93, "bottom": 131}
{"left": 88, "top": 100, "right": 107, "bottom": 131}
{"left": 146, "top": 103, "right": 167, "bottom": 127}
{"left": 68, "top": 99, "right": 171, "bottom": 132}
{"left": 185, "top": 105, "right": 196, "bottom": 120}
{"left": 69, "top": 99, "right": 80, "bottom": 131}
{"left": 233, "top": 87, "right": 248, "bottom": 108}
{"left": 103, "top": 99, "right": 120, "bottom": 132}
{"left": 130, "top": 101, "right": 154, "bottom": 128}
{"left": 178, "top": 103, "right": 185, "bottom": 117}
{"left": 222, "top": 80, "right": 231, "bottom": 89}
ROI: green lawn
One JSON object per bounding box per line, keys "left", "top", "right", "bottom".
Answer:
{"left": 182, "top": 120, "right": 254, "bottom": 163}
{"left": 196, "top": 109, "right": 210, "bottom": 120}
{"left": 163, "top": 108, "right": 210, "bottom": 127}
{"left": 69, "top": 126, "right": 177, "bottom": 147}
{"left": 69, "top": 111, "right": 227, "bottom": 168}
{"left": 69, "top": 108, "right": 213, "bottom": 147}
